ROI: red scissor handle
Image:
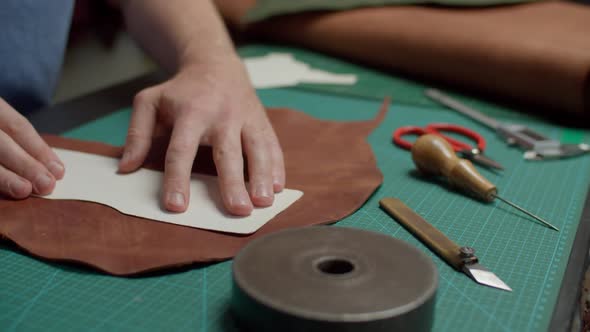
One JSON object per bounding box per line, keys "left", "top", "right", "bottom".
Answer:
{"left": 425, "top": 123, "right": 486, "bottom": 151}
{"left": 393, "top": 126, "right": 428, "bottom": 150}
{"left": 393, "top": 123, "right": 487, "bottom": 152}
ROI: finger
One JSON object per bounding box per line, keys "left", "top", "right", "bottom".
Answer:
{"left": 0, "top": 99, "right": 64, "bottom": 179}
{"left": 161, "top": 118, "right": 202, "bottom": 212}
{"left": 0, "top": 130, "right": 56, "bottom": 195}
{"left": 119, "top": 88, "right": 159, "bottom": 173}
{"left": 242, "top": 124, "right": 275, "bottom": 207}
{"left": 213, "top": 129, "right": 253, "bottom": 216}
{"left": 0, "top": 164, "right": 32, "bottom": 199}
{"left": 269, "top": 131, "right": 285, "bottom": 193}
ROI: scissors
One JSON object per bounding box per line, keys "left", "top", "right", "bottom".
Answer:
{"left": 393, "top": 123, "right": 504, "bottom": 170}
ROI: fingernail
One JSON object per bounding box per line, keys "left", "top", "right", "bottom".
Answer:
{"left": 273, "top": 177, "right": 284, "bottom": 192}
{"left": 167, "top": 192, "right": 185, "bottom": 208}
{"left": 35, "top": 173, "right": 53, "bottom": 193}
{"left": 9, "top": 177, "right": 30, "bottom": 197}
{"left": 253, "top": 184, "right": 272, "bottom": 199}
{"left": 121, "top": 150, "right": 132, "bottom": 164}
{"left": 230, "top": 192, "right": 250, "bottom": 207}
{"left": 48, "top": 161, "right": 64, "bottom": 177}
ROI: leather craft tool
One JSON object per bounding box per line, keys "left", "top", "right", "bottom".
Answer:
{"left": 426, "top": 89, "right": 590, "bottom": 160}
{"left": 411, "top": 134, "right": 559, "bottom": 231}
{"left": 379, "top": 197, "right": 512, "bottom": 292}
{"left": 231, "top": 226, "right": 438, "bottom": 332}
{"left": 393, "top": 123, "right": 503, "bottom": 170}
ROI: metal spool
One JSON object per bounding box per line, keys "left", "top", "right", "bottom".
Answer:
{"left": 231, "top": 226, "right": 438, "bottom": 332}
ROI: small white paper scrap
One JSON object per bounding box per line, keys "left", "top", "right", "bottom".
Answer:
{"left": 44, "top": 149, "right": 303, "bottom": 234}
{"left": 243, "top": 52, "right": 357, "bottom": 88}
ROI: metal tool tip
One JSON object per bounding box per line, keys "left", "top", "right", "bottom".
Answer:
{"left": 425, "top": 88, "right": 441, "bottom": 97}
{"left": 492, "top": 194, "right": 559, "bottom": 232}
{"left": 464, "top": 264, "right": 512, "bottom": 292}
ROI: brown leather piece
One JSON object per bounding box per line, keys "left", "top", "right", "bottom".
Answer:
{"left": 216, "top": 0, "right": 590, "bottom": 116}
{"left": 0, "top": 106, "right": 386, "bottom": 275}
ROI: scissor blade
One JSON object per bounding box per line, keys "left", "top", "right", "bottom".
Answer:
{"left": 471, "top": 154, "right": 504, "bottom": 170}
{"left": 460, "top": 151, "right": 504, "bottom": 170}
{"left": 463, "top": 263, "right": 512, "bottom": 292}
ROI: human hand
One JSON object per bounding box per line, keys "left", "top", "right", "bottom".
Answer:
{"left": 0, "top": 98, "right": 65, "bottom": 198}
{"left": 118, "top": 55, "right": 285, "bottom": 216}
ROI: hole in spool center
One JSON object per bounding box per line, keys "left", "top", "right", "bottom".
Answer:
{"left": 316, "top": 258, "right": 355, "bottom": 275}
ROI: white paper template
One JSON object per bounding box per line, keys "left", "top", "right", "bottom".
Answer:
{"left": 243, "top": 52, "right": 357, "bottom": 88}
{"left": 44, "top": 148, "right": 303, "bottom": 234}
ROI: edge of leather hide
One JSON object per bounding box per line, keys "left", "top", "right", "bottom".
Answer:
{"left": 0, "top": 107, "right": 386, "bottom": 276}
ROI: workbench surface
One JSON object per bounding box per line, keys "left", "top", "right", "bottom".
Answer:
{"left": 2, "top": 45, "right": 589, "bottom": 332}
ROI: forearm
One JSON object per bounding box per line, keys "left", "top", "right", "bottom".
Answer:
{"left": 118, "top": 0, "right": 236, "bottom": 73}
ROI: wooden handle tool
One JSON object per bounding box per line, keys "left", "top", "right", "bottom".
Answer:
{"left": 411, "top": 134, "right": 497, "bottom": 202}
{"left": 410, "top": 134, "right": 559, "bottom": 231}
{"left": 380, "top": 197, "right": 464, "bottom": 269}
{"left": 379, "top": 197, "right": 512, "bottom": 291}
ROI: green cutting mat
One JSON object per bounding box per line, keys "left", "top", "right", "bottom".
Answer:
{"left": 2, "top": 45, "right": 590, "bottom": 332}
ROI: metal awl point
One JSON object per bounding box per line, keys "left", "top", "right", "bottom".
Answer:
{"left": 492, "top": 194, "right": 559, "bottom": 231}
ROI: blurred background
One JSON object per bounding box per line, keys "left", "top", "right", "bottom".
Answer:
{"left": 54, "top": 0, "right": 152, "bottom": 103}
{"left": 55, "top": 0, "right": 590, "bottom": 105}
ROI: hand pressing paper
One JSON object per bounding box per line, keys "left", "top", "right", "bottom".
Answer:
{"left": 44, "top": 148, "right": 303, "bottom": 234}
{"left": 0, "top": 106, "right": 386, "bottom": 275}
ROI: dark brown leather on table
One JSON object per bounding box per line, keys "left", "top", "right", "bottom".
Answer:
{"left": 216, "top": 0, "right": 590, "bottom": 116}
{"left": 0, "top": 106, "right": 386, "bottom": 275}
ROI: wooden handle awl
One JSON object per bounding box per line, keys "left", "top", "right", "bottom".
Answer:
{"left": 411, "top": 134, "right": 497, "bottom": 202}
{"left": 379, "top": 197, "right": 464, "bottom": 270}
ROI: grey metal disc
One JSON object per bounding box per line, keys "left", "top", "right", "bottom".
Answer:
{"left": 231, "top": 226, "right": 438, "bottom": 332}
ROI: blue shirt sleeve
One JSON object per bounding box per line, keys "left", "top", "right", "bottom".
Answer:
{"left": 0, "top": 0, "right": 74, "bottom": 114}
